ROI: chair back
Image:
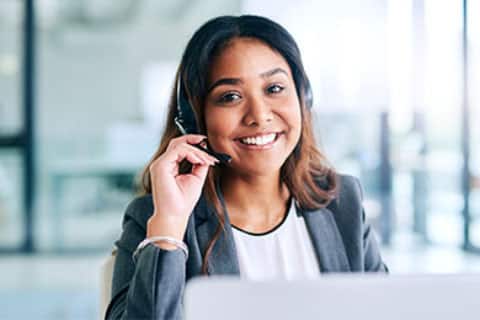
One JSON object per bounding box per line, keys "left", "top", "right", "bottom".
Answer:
{"left": 100, "top": 248, "right": 117, "bottom": 319}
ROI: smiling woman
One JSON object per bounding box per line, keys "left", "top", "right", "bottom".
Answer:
{"left": 105, "top": 15, "right": 387, "bottom": 320}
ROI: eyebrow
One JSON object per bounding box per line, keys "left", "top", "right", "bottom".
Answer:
{"left": 260, "top": 67, "right": 288, "bottom": 78}
{"left": 207, "top": 78, "right": 242, "bottom": 93}
{"left": 207, "top": 67, "right": 289, "bottom": 93}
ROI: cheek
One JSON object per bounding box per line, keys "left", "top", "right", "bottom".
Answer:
{"left": 286, "top": 99, "right": 303, "bottom": 132}
{"left": 204, "top": 109, "right": 235, "bottom": 141}
{"left": 293, "top": 108, "right": 302, "bottom": 128}
{"left": 284, "top": 102, "right": 303, "bottom": 149}
{"left": 291, "top": 114, "right": 302, "bottom": 144}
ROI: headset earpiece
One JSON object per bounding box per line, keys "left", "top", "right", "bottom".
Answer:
{"left": 304, "top": 78, "right": 313, "bottom": 109}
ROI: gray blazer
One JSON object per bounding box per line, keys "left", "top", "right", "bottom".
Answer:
{"left": 105, "top": 174, "right": 388, "bottom": 320}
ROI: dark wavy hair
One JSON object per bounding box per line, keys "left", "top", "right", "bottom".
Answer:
{"left": 140, "top": 15, "right": 338, "bottom": 274}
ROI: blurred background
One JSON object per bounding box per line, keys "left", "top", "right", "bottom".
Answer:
{"left": 1, "top": 0, "right": 480, "bottom": 319}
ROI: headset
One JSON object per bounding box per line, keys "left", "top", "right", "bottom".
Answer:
{"left": 304, "top": 81, "right": 313, "bottom": 110}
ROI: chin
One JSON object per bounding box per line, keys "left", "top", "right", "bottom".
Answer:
{"left": 233, "top": 161, "right": 285, "bottom": 177}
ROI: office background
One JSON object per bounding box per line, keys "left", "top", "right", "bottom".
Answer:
{"left": 1, "top": 0, "right": 480, "bottom": 319}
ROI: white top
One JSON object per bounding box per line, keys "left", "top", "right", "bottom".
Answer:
{"left": 232, "top": 200, "right": 321, "bottom": 280}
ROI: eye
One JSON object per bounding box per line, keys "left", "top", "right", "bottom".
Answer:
{"left": 217, "top": 92, "right": 241, "bottom": 104}
{"left": 266, "top": 84, "right": 285, "bottom": 94}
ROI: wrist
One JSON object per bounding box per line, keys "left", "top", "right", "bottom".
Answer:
{"left": 133, "top": 236, "right": 189, "bottom": 262}
{"left": 147, "top": 214, "right": 188, "bottom": 240}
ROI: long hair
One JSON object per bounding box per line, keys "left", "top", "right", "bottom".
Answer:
{"left": 139, "top": 15, "right": 338, "bottom": 274}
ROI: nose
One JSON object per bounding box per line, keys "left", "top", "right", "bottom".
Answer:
{"left": 243, "top": 95, "right": 273, "bottom": 127}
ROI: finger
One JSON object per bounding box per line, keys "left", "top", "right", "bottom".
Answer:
{"left": 182, "top": 144, "right": 219, "bottom": 164}
{"left": 168, "top": 134, "right": 207, "bottom": 149}
{"left": 165, "top": 143, "right": 217, "bottom": 165}
{"left": 181, "top": 152, "right": 207, "bottom": 167}
{"left": 190, "top": 162, "right": 210, "bottom": 181}
{"left": 155, "top": 149, "right": 203, "bottom": 176}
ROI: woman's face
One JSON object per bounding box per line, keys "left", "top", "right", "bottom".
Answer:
{"left": 204, "top": 37, "right": 302, "bottom": 177}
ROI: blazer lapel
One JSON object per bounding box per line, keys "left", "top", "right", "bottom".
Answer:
{"left": 194, "top": 193, "right": 240, "bottom": 276}
{"left": 300, "top": 205, "right": 351, "bottom": 273}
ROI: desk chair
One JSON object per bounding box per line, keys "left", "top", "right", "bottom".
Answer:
{"left": 100, "top": 248, "right": 117, "bottom": 319}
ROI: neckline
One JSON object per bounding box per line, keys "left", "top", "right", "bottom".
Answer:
{"left": 231, "top": 198, "right": 293, "bottom": 237}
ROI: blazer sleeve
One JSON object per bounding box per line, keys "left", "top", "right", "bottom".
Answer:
{"left": 332, "top": 175, "right": 388, "bottom": 273}
{"left": 362, "top": 208, "right": 389, "bottom": 272}
{"left": 353, "top": 177, "right": 389, "bottom": 273}
{"left": 105, "top": 196, "right": 187, "bottom": 320}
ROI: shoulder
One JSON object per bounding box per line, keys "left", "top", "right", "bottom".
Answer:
{"left": 123, "top": 194, "right": 155, "bottom": 229}
{"left": 125, "top": 194, "right": 153, "bottom": 222}
{"left": 327, "top": 173, "right": 364, "bottom": 226}
{"left": 335, "top": 174, "right": 363, "bottom": 205}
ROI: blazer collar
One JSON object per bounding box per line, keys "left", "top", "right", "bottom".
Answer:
{"left": 194, "top": 189, "right": 350, "bottom": 275}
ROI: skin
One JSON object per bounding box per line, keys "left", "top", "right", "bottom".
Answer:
{"left": 147, "top": 37, "right": 302, "bottom": 247}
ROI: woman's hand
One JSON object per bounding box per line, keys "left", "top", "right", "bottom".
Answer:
{"left": 146, "top": 135, "right": 218, "bottom": 247}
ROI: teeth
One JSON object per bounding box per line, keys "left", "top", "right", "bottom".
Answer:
{"left": 241, "top": 133, "right": 277, "bottom": 145}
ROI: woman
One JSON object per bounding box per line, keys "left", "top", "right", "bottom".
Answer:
{"left": 106, "top": 15, "right": 387, "bottom": 320}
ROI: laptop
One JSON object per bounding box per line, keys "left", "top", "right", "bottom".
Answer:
{"left": 184, "top": 274, "right": 480, "bottom": 320}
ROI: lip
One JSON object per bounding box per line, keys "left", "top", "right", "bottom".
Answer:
{"left": 234, "top": 132, "right": 283, "bottom": 150}
{"left": 235, "top": 131, "right": 282, "bottom": 140}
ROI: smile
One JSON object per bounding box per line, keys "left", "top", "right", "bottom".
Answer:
{"left": 241, "top": 133, "right": 276, "bottom": 145}
{"left": 235, "top": 132, "right": 282, "bottom": 149}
